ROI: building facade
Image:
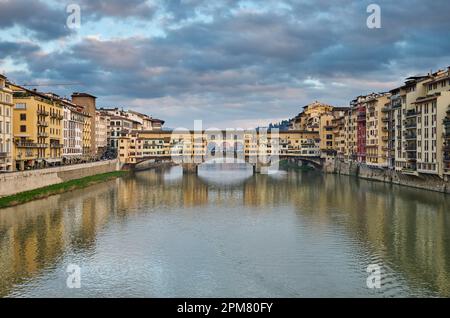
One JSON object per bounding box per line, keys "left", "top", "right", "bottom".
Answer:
{"left": 365, "top": 93, "right": 391, "bottom": 167}
{"left": 72, "top": 93, "right": 97, "bottom": 157}
{"left": 95, "top": 111, "right": 110, "bottom": 156}
{"left": 62, "top": 99, "right": 88, "bottom": 163}
{"left": 0, "top": 75, "right": 13, "bottom": 172}
{"left": 11, "top": 85, "right": 63, "bottom": 170}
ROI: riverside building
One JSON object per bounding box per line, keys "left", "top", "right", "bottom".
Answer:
{"left": 0, "top": 75, "right": 13, "bottom": 172}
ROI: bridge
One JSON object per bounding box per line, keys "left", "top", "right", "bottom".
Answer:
{"left": 118, "top": 129, "right": 325, "bottom": 174}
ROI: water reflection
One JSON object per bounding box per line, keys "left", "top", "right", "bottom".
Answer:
{"left": 0, "top": 166, "right": 449, "bottom": 297}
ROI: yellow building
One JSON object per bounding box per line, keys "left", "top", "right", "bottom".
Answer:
{"left": 10, "top": 85, "right": 63, "bottom": 170}
{"left": 290, "top": 101, "right": 347, "bottom": 157}
{"left": 0, "top": 75, "right": 14, "bottom": 171}
{"left": 344, "top": 107, "right": 357, "bottom": 161}
{"left": 333, "top": 114, "right": 347, "bottom": 160}
{"left": 290, "top": 101, "right": 335, "bottom": 131}
{"left": 83, "top": 113, "right": 92, "bottom": 158}
{"left": 365, "top": 93, "right": 391, "bottom": 167}
{"left": 444, "top": 106, "right": 450, "bottom": 176}
{"left": 95, "top": 111, "right": 110, "bottom": 156}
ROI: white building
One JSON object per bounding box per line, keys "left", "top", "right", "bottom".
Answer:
{"left": 62, "top": 99, "right": 87, "bottom": 163}
{"left": 0, "top": 75, "right": 13, "bottom": 172}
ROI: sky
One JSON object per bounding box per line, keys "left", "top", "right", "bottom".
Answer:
{"left": 1, "top": 0, "right": 450, "bottom": 129}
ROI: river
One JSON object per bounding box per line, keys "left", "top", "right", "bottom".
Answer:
{"left": 1, "top": 165, "right": 450, "bottom": 297}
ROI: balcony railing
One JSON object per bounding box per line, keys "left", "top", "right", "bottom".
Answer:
{"left": 38, "top": 132, "right": 49, "bottom": 138}
{"left": 402, "top": 167, "right": 418, "bottom": 175}
{"left": 405, "top": 146, "right": 417, "bottom": 152}
{"left": 37, "top": 110, "right": 49, "bottom": 116}
{"left": 50, "top": 143, "right": 63, "bottom": 148}
{"left": 15, "top": 141, "right": 47, "bottom": 148}
{"left": 50, "top": 113, "right": 64, "bottom": 120}
{"left": 38, "top": 121, "right": 49, "bottom": 127}
{"left": 404, "top": 123, "right": 417, "bottom": 129}
{"left": 0, "top": 152, "right": 8, "bottom": 158}
{"left": 405, "top": 110, "right": 420, "bottom": 118}
{"left": 404, "top": 134, "right": 417, "bottom": 140}
{"left": 391, "top": 101, "right": 402, "bottom": 109}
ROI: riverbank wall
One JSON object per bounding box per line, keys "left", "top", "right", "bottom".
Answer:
{"left": 120, "top": 160, "right": 176, "bottom": 172}
{"left": 324, "top": 159, "right": 450, "bottom": 194}
{"left": 0, "top": 159, "right": 121, "bottom": 197}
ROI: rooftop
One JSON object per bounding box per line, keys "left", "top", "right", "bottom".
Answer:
{"left": 72, "top": 92, "right": 97, "bottom": 99}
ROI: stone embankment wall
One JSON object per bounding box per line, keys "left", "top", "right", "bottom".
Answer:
{"left": 0, "top": 160, "right": 121, "bottom": 197}
{"left": 327, "top": 159, "right": 450, "bottom": 194}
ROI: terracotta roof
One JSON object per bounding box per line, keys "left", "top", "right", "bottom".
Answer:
{"left": 72, "top": 92, "right": 97, "bottom": 99}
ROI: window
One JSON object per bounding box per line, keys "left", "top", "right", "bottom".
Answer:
{"left": 20, "top": 113, "right": 26, "bottom": 121}
{"left": 20, "top": 125, "right": 26, "bottom": 132}
{"left": 15, "top": 103, "right": 26, "bottom": 110}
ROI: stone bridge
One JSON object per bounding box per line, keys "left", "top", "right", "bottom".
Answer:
{"left": 119, "top": 129, "right": 324, "bottom": 174}
{"left": 127, "top": 153, "right": 323, "bottom": 174}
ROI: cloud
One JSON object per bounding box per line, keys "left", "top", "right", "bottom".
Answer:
{"left": 1, "top": 0, "right": 450, "bottom": 128}
{"left": 76, "top": 0, "right": 157, "bottom": 19}
{"left": 0, "top": 0, "right": 73, "bottom": 40}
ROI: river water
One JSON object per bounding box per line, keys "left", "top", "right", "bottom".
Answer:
{"left": 1, "top": 165, "right": 450, "bottom": 298}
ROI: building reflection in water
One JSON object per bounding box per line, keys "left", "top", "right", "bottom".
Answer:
{"left": 0, "top": 165, "right": 449, "bottom": 297}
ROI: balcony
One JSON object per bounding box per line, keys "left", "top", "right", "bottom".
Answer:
{"left": 50, "top": 143, "right": 63, "bottom": 148}
{"left": 38, "top": 132, "right": 49, "bottom": 138}
{"left": 15, "top": 141, "right": 37, "bottom": 148}
{"left": 0, "top": 152, "right": 8, "bottom": 158}
{"left": 391, "top": 101, "right": 402, "bottom": 109}
{"left": 50, "top": 113, "right": 64, "bottom": 120}
{"left": 37, "top": 110, "right": 49, "bottom": 116}
{"left": 405, "top": 145, "right": 417, "bottom": 152}
{"left": 405, "top": 110, "right": 419, "bottom": 118}
{"left": 404, "top": 123, "right": 417, "bottom": 129}
{"left": 382, "top": 117, "right": 390, "bottom": 122}
{"left": 404, "top": 134, "right": 417, "bottom": 140}
{"left": 38, "top": 121, "right": 49, "bottom": 127}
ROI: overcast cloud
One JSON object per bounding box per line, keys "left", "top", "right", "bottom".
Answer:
{"left": 1, "top": 0, "right": 449, "bottom": 128}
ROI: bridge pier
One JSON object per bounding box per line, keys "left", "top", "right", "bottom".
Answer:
{"left": 253, "top": 162, "right": 271, "bottom": 174}
{"left": 182, "top": 163, "right": 199, "bottom": 174}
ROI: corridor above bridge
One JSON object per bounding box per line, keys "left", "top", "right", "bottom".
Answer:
{"left": 118, "top": 129, "right": 323, "bottom": 173}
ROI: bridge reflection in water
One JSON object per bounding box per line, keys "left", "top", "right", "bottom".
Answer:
{"left": 0, "top": 166, "right": 450, "bottom": 297}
